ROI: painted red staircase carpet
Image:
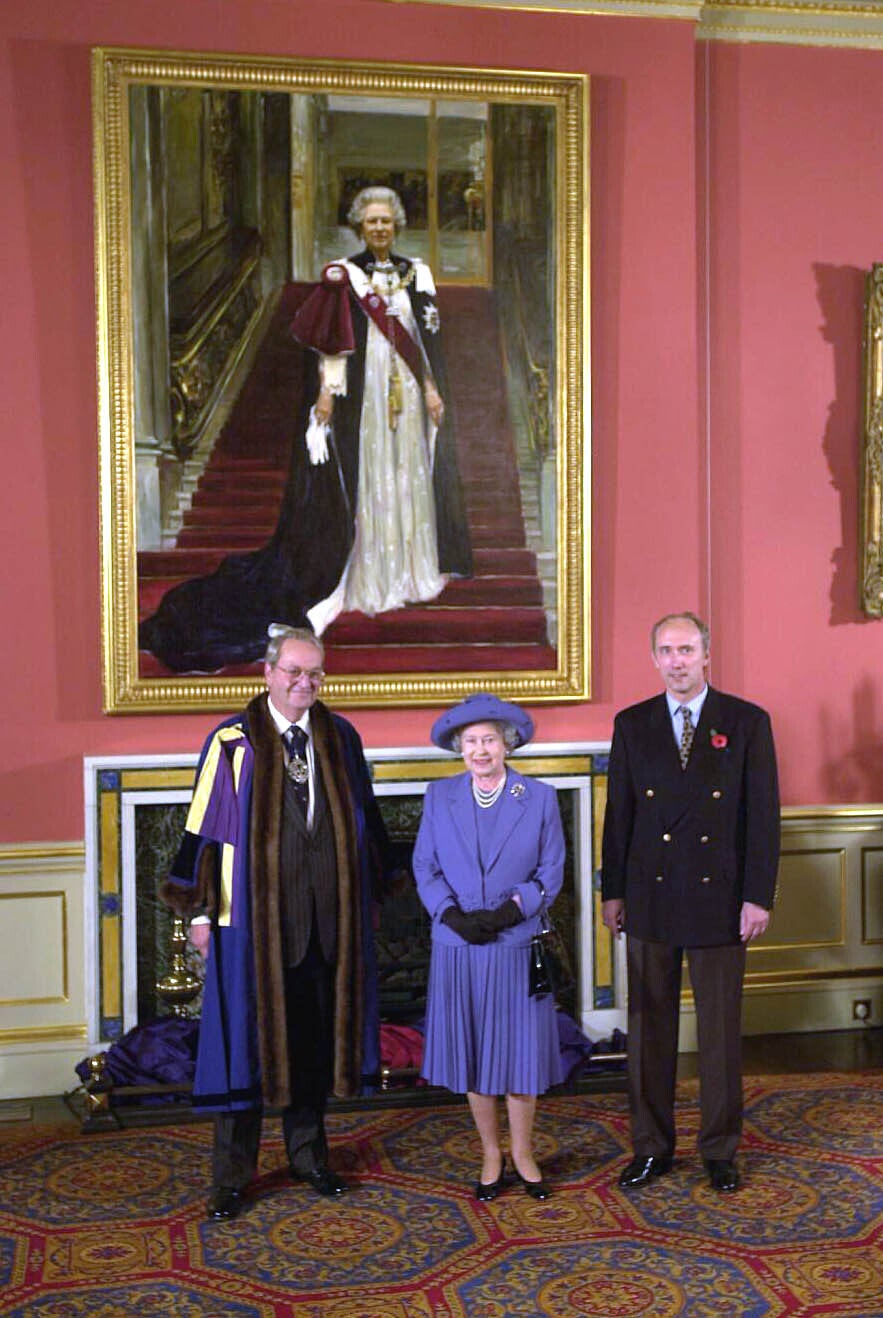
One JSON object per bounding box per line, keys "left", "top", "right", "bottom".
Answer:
{"left": 3, "top": 1074, "right": 883, "bottom": 1315}
{"left": 138, "top": 283, "right": 556, "bottom": 678}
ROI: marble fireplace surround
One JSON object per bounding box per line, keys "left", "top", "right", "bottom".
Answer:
{"left": 83, "top": 743, "right": 620, "bottom": 1057}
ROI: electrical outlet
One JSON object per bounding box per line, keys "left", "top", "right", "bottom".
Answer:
{"left": 852, "top": 999, "right": 872, "bottom": 1021}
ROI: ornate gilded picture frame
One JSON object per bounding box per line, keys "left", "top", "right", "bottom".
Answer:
{"left": 93, "top": 47, "right": 589, "bottom": 712}
{"left": 862, "top": 264, "right": 883, "bottom": 617}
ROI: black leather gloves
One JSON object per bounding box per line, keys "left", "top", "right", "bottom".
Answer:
{"left": 441, "top": 906, "right": 496, "bottom": 944}
{"left": 441, "top": 899, "right": 523, "bottom": 943}
{"left": 475, "top": 899, "right": 523, "bottom": 932}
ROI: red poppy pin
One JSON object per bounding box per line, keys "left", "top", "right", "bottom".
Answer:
{"left": 710, "top": 730, "right": 728, "bottom": 749}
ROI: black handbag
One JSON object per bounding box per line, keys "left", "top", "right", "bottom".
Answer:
{"left": 528, "top": 906, "right": 571, "bottom": 999}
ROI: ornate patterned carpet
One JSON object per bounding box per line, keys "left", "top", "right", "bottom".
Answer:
{"left": 2, "top": 1073, "right": 883, "bottom": 1316}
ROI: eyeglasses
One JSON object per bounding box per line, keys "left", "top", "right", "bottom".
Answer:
{"left": 275, "top": 666, "right": 325, "bottom": 683}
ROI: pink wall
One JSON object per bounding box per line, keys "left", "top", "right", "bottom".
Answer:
{"left": 1, "top": 0, "right": 882, "bottom": 842}
{"left": 704, "top": 41, "right": 883, "bottom": 805}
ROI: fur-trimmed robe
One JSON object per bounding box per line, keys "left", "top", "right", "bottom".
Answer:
{"left": 161, "top": 695, "right": 386, "bottom": 1111}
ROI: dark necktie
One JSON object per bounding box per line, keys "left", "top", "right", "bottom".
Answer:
{"left": 679, "top": 705, "right": 694, "bottom": 770}
{"left": 285, "top": 725, "right": 309, "bottom": 813}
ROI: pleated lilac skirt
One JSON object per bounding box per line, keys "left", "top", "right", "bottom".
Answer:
{"left": 421, "top": 942, "right": 565, "bottom": 1096}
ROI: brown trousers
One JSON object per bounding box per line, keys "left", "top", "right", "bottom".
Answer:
{"left": 626, "top": 935, "right": 747, "bottom": 1161}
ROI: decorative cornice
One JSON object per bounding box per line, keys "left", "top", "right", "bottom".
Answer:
{"left": 382, "top": 0, "right": 883, "bottom": 49}
{"left": 699, "top": 0, "right": 883, "bottom": 47}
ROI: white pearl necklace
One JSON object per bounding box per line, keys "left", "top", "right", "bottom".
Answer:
{"left": 472, "top": 772, "right": 506, "bottom": 809}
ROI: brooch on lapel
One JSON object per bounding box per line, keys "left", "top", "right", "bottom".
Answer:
{"left": 510, "top": 783, "right": 525, "bottom": 798}
{"left": 710, "top": 730, "right": 728, "bottom": 749}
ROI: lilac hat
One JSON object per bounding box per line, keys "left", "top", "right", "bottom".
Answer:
{"left": 430, "top": 691, "right": 535, "bottom": 751}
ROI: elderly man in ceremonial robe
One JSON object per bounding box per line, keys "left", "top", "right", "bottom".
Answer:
{"left": 161, "top": 626, "right": 389, "bottom": 1219}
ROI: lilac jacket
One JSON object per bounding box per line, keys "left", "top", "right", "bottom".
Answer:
{"left": 413, "top": 768, "right": 565, "bottom": 947}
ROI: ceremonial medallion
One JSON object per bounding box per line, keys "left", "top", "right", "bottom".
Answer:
{"left": 286, "top": 755, "right": 309, "bottom": 784}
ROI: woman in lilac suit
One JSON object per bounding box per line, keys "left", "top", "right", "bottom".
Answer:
{"left": 413, "top": 692, "right": 565, "bottom": 1201}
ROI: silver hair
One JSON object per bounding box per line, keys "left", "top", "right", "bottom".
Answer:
{"left": 650, "top": 611, "right": 710, "bottom": 655}
{"left": 347, "top": 186, "right": 407, "bottom": 237}
{"left": 265, "top": 623, "right": 325, "bottom": 668}
{"left": 450, "top": 719, "right": 520, "bottom": 755}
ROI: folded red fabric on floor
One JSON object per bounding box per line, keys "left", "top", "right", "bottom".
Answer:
{"left": 380, "top": 1023, "right": 424, "bottom": 1071}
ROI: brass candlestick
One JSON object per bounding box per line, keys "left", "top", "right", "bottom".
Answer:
{"left": 156, "top": 916, "right": 202, "bottom": 1017}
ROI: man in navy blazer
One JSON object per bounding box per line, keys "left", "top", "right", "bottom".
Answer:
{"left": 601, "top": 612, "right": 779, "bottom": 1194}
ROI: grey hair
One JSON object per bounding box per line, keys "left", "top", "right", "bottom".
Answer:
{"left": 450, "top": 719, "right": 520, "bottom": 754}
{"left": 265, "top": 624, "right": 325, "bottom": 667}
{"left": 347, "top": 186, "right": 407, "bottom": 237}
{"left": 650, "top": 611, "right": 710, "bottom": 656}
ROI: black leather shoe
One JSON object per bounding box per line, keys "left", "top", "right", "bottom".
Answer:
{"left": 705, "top": 1159, "right": 739, "bottom": 1193}
{"left": 206, "top": 1187, "right": 244, "bottom": 1220}
{"left": 474, "top": 1156, "right": 506, "bottom": 1202}
{"left": 302, "top": 1167, "right": 349, "bottom": 1196}
{"left": 516, "top": 1170, "right": 551, "bottom": 1200}
{"left": 618, "top": 1155, "right": 673, "bottom": 1189}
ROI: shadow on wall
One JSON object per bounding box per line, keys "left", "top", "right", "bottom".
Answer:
{"left": 820, "top": 674, "right": 883, "bottom": 799}
{"left": 814, "top": 261, "right": 876, "bottom": 627}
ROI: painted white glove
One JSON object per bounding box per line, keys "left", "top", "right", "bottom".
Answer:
{"left": 305, "top": 406, "right": 330, "bottom": 464}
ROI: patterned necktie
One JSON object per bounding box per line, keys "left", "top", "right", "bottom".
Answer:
{"left": 285, "top": 725, "right": 309, "bottom": 813}
{"left": 679, "top": 705, "right": 694, "bottom": 770}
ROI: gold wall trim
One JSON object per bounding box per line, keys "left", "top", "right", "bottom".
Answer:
{"left": 781, "top": 805, "right": 883, "bottom": 820}
{"left": 372, "top": 754, "right": 593, "bottom": 782}
{"left": 0, "top": 1025, "right": 87, "bottom": 1046}
{"left": 0, "top": 843, "right": 85, "bottom": 865}
{"left": 680, "top": 968, "right": 883, "bottom": 1010}
{"left": 382, "top": 0, "right": 702, "bottom": 17}
{"left": 745, "top": 967, "right": 883, "bottom": 988}
{"left": 119, "top": 769, "right": 196, "bottom": 790}
{"left": 384, "top": 0, "right": 883, "bottom": 48}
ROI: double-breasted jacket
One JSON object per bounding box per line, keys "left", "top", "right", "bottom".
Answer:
{"left": 601, "top": 687, "right": 780, "bottom": 947}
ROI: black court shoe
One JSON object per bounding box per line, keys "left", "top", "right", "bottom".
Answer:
{"left": 516, "top": 1169, "right": 551, "bottom": 1200}
{"left": 206, "top": 1187, "right": 244, "bottom": 1220}
{"left": 474, "top": 1156, "right": 506, "bottom": 1202}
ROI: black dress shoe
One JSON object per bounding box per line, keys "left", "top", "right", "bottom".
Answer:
{"left": 301, "top": 1167, "right": 349, "bottom": 1196}
{"left": 474, "top": 1156, "right": 506, "bottom": 1202}
{"left": 705, "top": 1159, "right": 739, "bottom": 1193}
{"left": 206, "top": 1187, "right": 244, "bottom": 1220}
{"left": 516, "top": 1170, "right": 551, "bottom": 1200}
{"left": 618, "top": 1155, "right": 673, "bottom": 1189}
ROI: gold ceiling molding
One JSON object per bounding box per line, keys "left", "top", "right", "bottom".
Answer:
{"left": 384, "top": 0, "right": 883, "bottom": 48}
{"left": 698, "top": 0, "right": 883, "bottom": 46}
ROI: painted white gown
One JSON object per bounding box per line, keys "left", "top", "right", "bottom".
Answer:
{"left": 306, "top": 258, "right": 447, "bottom": 636}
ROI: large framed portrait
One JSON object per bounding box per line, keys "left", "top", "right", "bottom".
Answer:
{"left": 93, "top": 47, "right": 589, "bottom": 712}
